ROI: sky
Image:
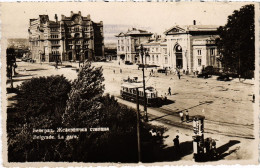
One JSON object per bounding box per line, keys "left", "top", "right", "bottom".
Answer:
{"left": 0, "top": 2, "right": 252, "bottom": 44}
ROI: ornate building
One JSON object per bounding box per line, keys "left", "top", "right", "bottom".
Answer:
{"left": 164, "top": 23, "right": 220, "bottom": 73}
{"left": 116, "top": 24, "right": 220, "bottom": 73}
{"left": 116, "top": 28, "right": 153, "bottom": 63}
{"left": 28, "top": 11, "right": 104, "bottom": 62}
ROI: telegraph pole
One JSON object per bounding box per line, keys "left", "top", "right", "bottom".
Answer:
{"left": 136, "top": 88, "right": 141, "bottom": 162}
{"left": 140, "top": 44, "right": 148, "bottom": 121}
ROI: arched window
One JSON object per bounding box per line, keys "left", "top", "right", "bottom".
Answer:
{"left": 165, "top": 56, "right": 168, "bottom": 64}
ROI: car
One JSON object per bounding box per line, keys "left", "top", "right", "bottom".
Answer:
{"left": 157, "top": 69, "right": 166, "bottom": 73}
{"left": 125, "top": 61, "right": 133, "bottom": 65}
{"left": 197, "top": 66, "right": 214, "bottom": 78}
{"left": 217, "top": 73, "right": 230, "bottom": 81}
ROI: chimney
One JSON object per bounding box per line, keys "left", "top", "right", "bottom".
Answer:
{"left": 193, "top": 20, "right": 196, "bottom": 25}
{"left": 61, "top": 14, "right": 65, "bottom": 20}
{"left": 70, "top": 11, "right": 73, "bottom": 17}
{"left": 55, "top": 14, "right": 58, "bottom": 23}
{"left": 78, "top": 11, "right": 81, "bottom": 15}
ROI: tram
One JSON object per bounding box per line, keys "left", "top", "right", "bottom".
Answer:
{"left": 120, "top": 81, "right": 162, "bottom": 107}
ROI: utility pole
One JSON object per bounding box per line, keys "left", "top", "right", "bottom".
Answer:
{"left": 136, "top": 88, "right": 141, "bottom": 162}
{"left": 140, "top": 44, "right": 148, "bottom": 121}
{"left": 238, "top": 54, "right": 241, "bottom": 81}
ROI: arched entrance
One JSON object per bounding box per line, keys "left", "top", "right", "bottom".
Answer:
{"left": 120, "top": 54, "right": 125, "bottom": 60}
{"left": 175, "top": 44, "right": 183, "bottom": 68}
{"left": 85, "top": 51, "right": 88, "bottom": 60}
{"left": 68, "top": 52, "right": 73, "bottom": 60}
{"left": 76, "top": 52, "right": 80, "bottom": 60}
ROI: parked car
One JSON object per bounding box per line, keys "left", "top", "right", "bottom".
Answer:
{"left": 197, "top": 66, "right": 214, "bottom": 78}
{"left": 217, "top": 73, "right": 230, "bottom": 81}
{"left": 125, "top": 61, "right": 133, "bottom": 65}
{"left": 157, "top": 69, "right": 166, "bottom": 73}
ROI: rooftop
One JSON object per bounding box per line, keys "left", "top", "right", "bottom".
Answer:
{"left": 116, "top": 28, "right": 153, "bottom": 37}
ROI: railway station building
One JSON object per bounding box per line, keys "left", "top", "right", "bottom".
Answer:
{"left": 164, "top": 22, "right": 221, "bottom": 73}
{"left": 116, "top": 22, "right": 221, "bottom": 73}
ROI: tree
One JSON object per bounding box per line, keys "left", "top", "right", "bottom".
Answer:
{"left": 8, "top": 75, "right": 71, "bottom": 161}
{"left": 62, "top": 61, "right": 105, "bottom": 127}
{"left": 62, "top": 62, "right": 165, "bottom": 162}
{"left": 216, "top": 4, "right": 255, "bottom": 78}
{"left": 6, "top": 47, "right": 16, "bottom": 88}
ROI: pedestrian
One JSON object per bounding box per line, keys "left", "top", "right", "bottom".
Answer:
{"left": 113, "top": 69, "right": 115, "bottom": 74}
{"left": 55, "top": 60, "right": 58, "bottom": 69}
{"left": 185, "top": 110, "right": 189, "bottom": 122}
{"left": 168, "top": 87, "right": 171, "bottom": 95}
{"left": 177, "top": 71, "right": 181, "bottom": 79}
{"left": 179, "top": 111, "right": 184, "bottom": 122}
{"left": 173, "top": 135, "right": 181, "bottom": 156}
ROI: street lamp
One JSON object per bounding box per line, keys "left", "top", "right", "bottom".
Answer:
{"left": 136, "top": 44, "right": 148, "bottom": 122}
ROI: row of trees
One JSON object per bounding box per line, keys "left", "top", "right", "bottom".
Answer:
{"left": 216, "top": 4, "right": 255, "bottom": 79}
{"left": 8, "top": 62, "right": 165, "bottom": 162}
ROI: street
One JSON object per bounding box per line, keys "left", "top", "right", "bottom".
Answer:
{"left": 7, "top": 60, "right": 256, "bottom": 161}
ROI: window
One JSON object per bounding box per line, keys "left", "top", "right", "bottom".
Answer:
{"left": 51, "top": 41, "right": 59, "bottom": 45}
{"left": 198, "top": 58, "right": 202, "bottom": 66}
{"left": 156, "top": 55, "right": 158, "bottom": 62}
{"left": 156, "top": 48, "right": 158, "bottom": 52}
{"left": 121, "top": 46, "right": 124, "bottom": 51}
{"left": 118, "top": 40, "right": 120, "bottom": 44}
{"left": 163, "top": 48, "right": 167, "bottom": 54}
{"left": 118, "top": 46, "right": 120, "bottom": 51}
{"left": 127, "top": 46, "right": 130, "bottom": 51}
{"left": 69, "top": 46, "right": 73, "bottom": 49}
{"left": 165, "top": 56, "right": 168, "bottom": 64}
{"left": 74, "top": 27, "right": 80, "bottom": 32}
{"left": 210, "top": 48, "right": 215, "bottom": 56}
{"left": 152, "top": 55, "right": 154, "bottom": 62}
{"left": 197, "top": 50, "right": 202, "bottom": 55}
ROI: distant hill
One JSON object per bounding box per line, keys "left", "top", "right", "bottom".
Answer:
{"left": 7, "top": 38, "right": 29, "bottom": 49}
{"left": 104, "top": 43, "right": 117, "bottom": 49}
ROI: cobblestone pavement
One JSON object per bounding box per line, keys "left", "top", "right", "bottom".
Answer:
{"left": 6, "top": 60, "right": 257, "bottom": 161}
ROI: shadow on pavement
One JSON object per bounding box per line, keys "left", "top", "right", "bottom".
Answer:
{"left": 142, "top": 140, "right": 193, "bottom": 162}
{"left": 26, "top": 68, "right": 47, "bottom": 71}
{"left": 13, "top": 74, "right": 34, "bottom": 78}
{"left": 6, "top": 78, "right": 31, "bottom": 84}
{"left": 216, "top": 140, "right": 240, "bottom": 160}
{"left": 162, "top": 99, "right": 175, "bottom": 106}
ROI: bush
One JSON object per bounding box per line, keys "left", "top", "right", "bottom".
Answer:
{"left": 8, "top": 75, "right": 71, "bottom": 161}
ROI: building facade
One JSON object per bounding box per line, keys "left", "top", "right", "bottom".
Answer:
{"left": 28, "top": 11, "right": 104, "bottom": 62}
{"left": 116, "top": 25, "right": 220, "bottom": 72}
{"left": 116, "top": 28, "right": 153, "bottom": 63}
{"left": 141, "top": 38, "right": 168, "bottom": 67}
{"left": 164, "top": 24, "right": 220, "bottom": 73}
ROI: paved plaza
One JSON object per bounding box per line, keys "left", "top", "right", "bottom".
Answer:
{"left": 7, "top": 60, "right": 256, "bottom": 161}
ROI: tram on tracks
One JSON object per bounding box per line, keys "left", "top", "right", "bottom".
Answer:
{"left": 120, "top": 81, "right": 162, "bottom": 107}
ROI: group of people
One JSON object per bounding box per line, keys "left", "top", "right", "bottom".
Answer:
{"left": 179, "top": 110, "right": 190, "bottom": 123}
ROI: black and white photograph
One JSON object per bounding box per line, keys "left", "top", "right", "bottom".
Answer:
{"left": 1, "top": 2, "right": 259, "bottom": 166}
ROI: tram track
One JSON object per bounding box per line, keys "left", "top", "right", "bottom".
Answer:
{"left": 115, "top": 96, "right": 254, "bottom": 139}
